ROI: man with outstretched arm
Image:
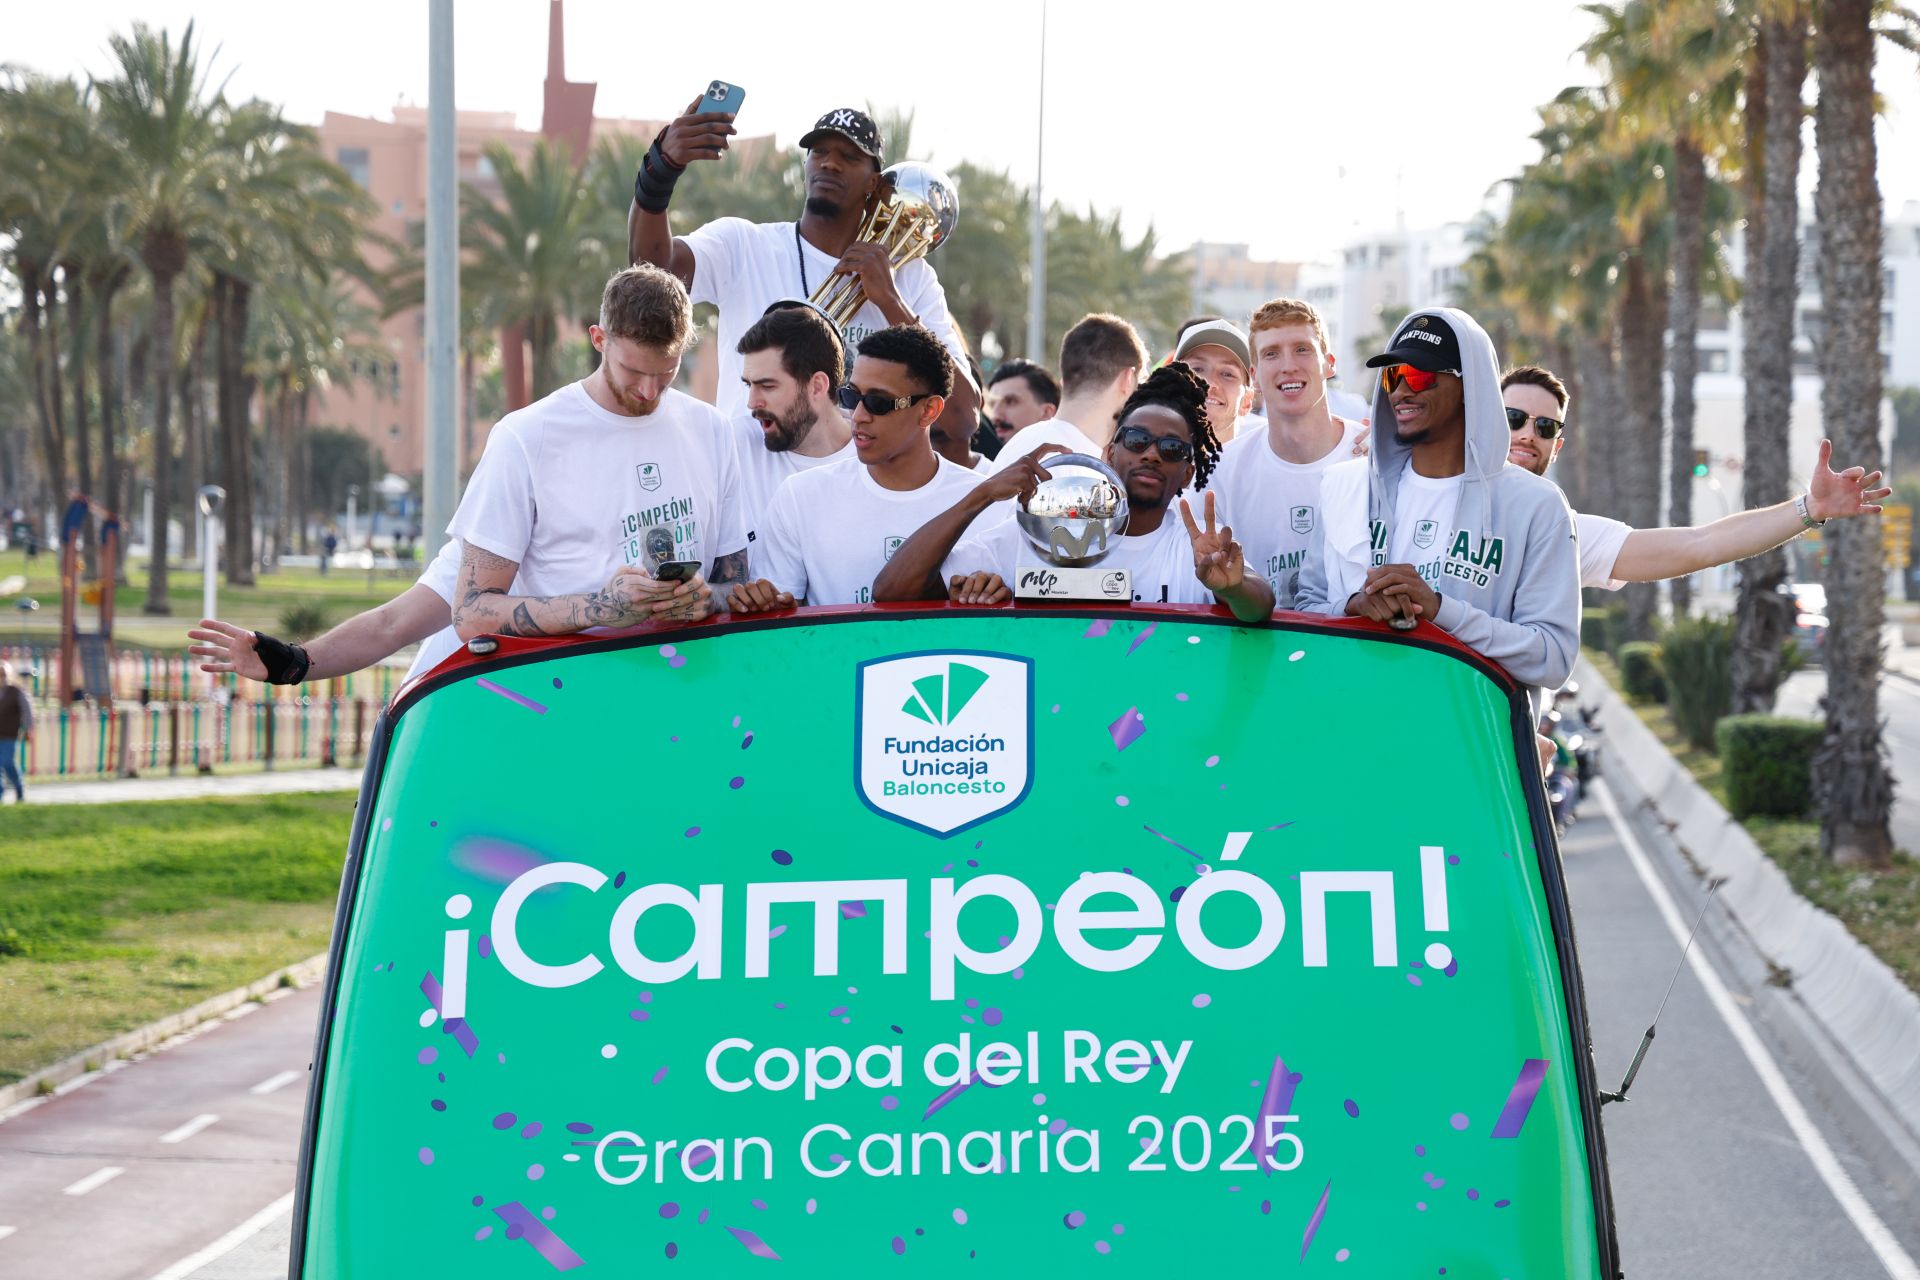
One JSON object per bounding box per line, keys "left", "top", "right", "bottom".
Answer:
{"left": 874, "top": 363, "right": 1274, "bottom": 621}
{"left": 1295, "top": 309, "right": 1581, "bottom": 693}
{"left": 1500, "top": 364, "right": 1889, "bottom": 587}
{"left": 627, "top": 103, "right": 964, "bottom": 420}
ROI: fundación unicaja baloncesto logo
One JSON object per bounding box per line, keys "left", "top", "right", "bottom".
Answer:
{"left": 855, "top": 652, "right": 1033, "bottom": 838}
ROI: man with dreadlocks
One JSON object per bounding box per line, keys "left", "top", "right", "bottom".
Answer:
{"left": 872, "top": 363, "right": 1272, "bottom": 620}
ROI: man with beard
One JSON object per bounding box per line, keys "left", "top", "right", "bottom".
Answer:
{"left": 1501, "top": 365, "right": 1889, "bottom": 588}
{"left": 451, "top": 265, "right": 749, "bottom": 641}
{"left": 628, "top": 105, "right": 964, "bottom": 421}
{"left": 1295, "top": 310, "right": 1580, "bottom": 693}
{"left": 731, "top": 302, "right": 855, "bottom": 575}
{"left": 873, "top": 363, "right": 1271, "bottom": 620}
{"left": 983, "top": 358, "right": 1060, "bottom": 444}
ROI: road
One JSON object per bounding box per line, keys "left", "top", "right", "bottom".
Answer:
{"left": 2, "top": 781, "right": 1917, "bottom": 1278}
{"left": 1776, "top": 666, "right": 1920, "bottom": 857}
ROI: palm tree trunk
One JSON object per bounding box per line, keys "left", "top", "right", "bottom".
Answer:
{"left": 64, "top": 268, "right": 99, "bottom": 580}
{"left": 143, "top": 268, "right": 177, "bottom": 615}
{"left": 1811, "top": 0, "right": 1894, "bottom": 867}
{"left": 531, "top": 313, "right": 558, "bottom": 401}
{"left": 1583, "top": 323, "right": 1624, "bottom": 526}
{"left": 295, "top": 388, "right": 313, "bottom": 555}
{"left": 105, "top": 304, "right": 131, "bottom": 585}
{"left": 1617, "top": 256, "right": 1667, "bottom": 643}
{"left": 1730, "top": 4, "right": 1807, "bottom": 714}
{"left": 215, "top": 272, "right": 258, "bottom": 587}
{"left": 19, "top": 270, "right": 69, "bottom": 503}
{"left": 181, "top": 311, "right": 208, "bottom": 562}
{"left": 1667, "top": 138, "right": 1706, "bottom": 617}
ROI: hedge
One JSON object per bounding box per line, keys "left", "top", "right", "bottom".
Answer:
{"left": 1716, "top": 715, "right": 1824, "bottom": 818}
{"left": 1617, "top": 641, "right": 1666, "bottom": 703}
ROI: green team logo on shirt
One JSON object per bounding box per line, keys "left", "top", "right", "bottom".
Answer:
{"left": 882, "top": 536, "right": 905, "bottom": 561}
{"left": 637, "top": 462, "right": 663, "bottom": 492}
{"left": 1290, "top": 505, "right": 1315, "bottom": 535}
{"left": 1414, "top": 519, "right": 1438, "bottom": 549}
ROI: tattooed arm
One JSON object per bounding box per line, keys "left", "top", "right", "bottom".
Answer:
{"left": 451, "top": 541, "right": 700, "bottom": 640}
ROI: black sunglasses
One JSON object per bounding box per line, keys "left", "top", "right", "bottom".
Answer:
{"left": 1113, "top": 425, "right": 1195, "bottom": 462}
{"left": 837, "top": 384, "right": 935, "bottom": 416}
{"left": 1505, "top": 406, "right": 1565, "bottom": 439}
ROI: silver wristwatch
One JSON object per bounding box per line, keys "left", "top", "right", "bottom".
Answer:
{"left": 1795, "top": 492, "right": 1826, "bottom": 529}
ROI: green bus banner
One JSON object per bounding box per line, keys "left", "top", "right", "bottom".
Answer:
{"left": 291, "top": 607, "right": 1615, "bottom": 1277}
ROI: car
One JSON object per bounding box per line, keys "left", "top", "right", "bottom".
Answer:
{"left": 1787, "top": 581, "right": 1829, "bottom": 665}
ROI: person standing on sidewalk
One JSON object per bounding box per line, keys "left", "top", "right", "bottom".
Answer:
{"left": 0, "top": 662, "right": 32, "bottom": 803}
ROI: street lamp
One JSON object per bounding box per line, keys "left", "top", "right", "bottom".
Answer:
{"left": 197, "top": 485, "right": 226, "bottom": 624}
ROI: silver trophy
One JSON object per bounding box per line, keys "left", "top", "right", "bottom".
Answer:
{"left": 1011, "top": 454, "right": 1133, "bottom": 601}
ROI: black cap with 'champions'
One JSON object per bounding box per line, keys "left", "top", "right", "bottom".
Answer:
{"left": 1364, "top": 313, "right": 1463, "bottom": 373}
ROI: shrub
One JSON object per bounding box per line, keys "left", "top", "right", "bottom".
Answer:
{"left": 1580, "top": 611, "right": 1610, "bottom": 653}
{"left": 1661, "top": 616, "right": 1733, "bottom": 752}
{"left": 278, "top": 601, "right": 334, "bottom": 642}
{"left": 1602, "top": 605, "right": 1630, "bottom": 656}
{"left": 1617, "top": 641, "right": 1666, "bottom": 703}
{"left": 1717, "top": 715, "right": 1823, "bottom": 819}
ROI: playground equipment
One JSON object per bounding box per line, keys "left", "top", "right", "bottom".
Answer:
{"left": 56, "top": 495, "right": 121, "bottom": 707}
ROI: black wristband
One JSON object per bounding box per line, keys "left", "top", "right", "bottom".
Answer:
{"left": 253, "top": 631, "right": 312, "bottom": 686}
{"left": 634, "top": 130, "right": 684, "bottom": 215}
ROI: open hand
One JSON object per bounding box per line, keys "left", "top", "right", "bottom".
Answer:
{"left": 187, "top": 619, "right": 267, "bottom": 682}
{"left": 1806, "top": 438, "right": 1892, "bottom": 522}
{"left": 1180, "top": 492, "right": 1245, "bottom": 594}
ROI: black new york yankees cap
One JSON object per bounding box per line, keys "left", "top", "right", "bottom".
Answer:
{"left": 799, "top": 108, "right": 885, "bottom": 164}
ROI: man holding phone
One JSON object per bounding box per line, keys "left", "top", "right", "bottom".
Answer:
{"left": 450, "top": 265, "right": 752, "bottom": 643}
{"left": 627, "top": 96, "right": 966, "bottom": 420}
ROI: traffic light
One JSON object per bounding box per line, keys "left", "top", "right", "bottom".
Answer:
{"left": 1692, "top": 448, "right": 1710, "bottom": 478}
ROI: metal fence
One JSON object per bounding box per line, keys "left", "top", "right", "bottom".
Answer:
{"left": 0, "top": 644, "right": 403, "bottom": 782}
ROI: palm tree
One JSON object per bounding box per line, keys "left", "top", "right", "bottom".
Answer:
{"left": 1582, "top": 0, "right": 1744, "bottom": 617}
{"left": 463, "top": 140, "right": 600, "bottom": 402}
{"left": 1729, "top": 3, "right": 1809, "bottom": 712}
{"left": 1810, "top": 0, "right": 1896, "bottom": 865}
{"left": 92, "top": 22, "right": 224, "bottom": 614}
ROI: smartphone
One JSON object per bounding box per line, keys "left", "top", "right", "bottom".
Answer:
{"left": 655, "top": 560, "right": 703, "bottom": 582}
{"left": 700, "top": 80, "right": 745, "bottom": 116}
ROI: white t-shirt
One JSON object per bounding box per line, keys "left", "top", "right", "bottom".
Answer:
{"left": 685, "top": 218, "right": 965, "bottom": 421}
{"left": 403, "top": 540, "right": 466, "bottom": 682}
{"left": 971, "top": 454, "right": 994, "bottom": 474}
{"left": 449, "top": 381, "right": 747, "bottom": 597}
{"left": 1575, "top": 511, "right": 1631, "bottom": 590}
{"left": 944, "top": 510, "right": 1212, "bottom": 605}
{"left": 758, "top": 455, "right": 983, "bottom": 605}
{"left": 1207, "top": 416, "right": 1368, "bottom": 609}
{"left": 1388, "top": 462, "right": 1465, "bottom": 583}
{"left": 725, "top": 414, "right": 857, "bottom": 577}
{"left": 987, "top": 418, "right": 1102, "bottom": 473}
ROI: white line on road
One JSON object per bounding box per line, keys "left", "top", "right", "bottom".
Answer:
{"left": 61, "top": 1166, "right": 125, "bottom": 1197}
{"left": 1596, "top": 780, "right": 1920, "bottom": 1280}
{"left": 147, "top": 1192, "right": 294, "bottom": 1280}
{"left": 158, "top": 1113, "right": 220, "bottom": 1144}
{"left": 248, "top": 1069, "right": 301, "bottom": 1096}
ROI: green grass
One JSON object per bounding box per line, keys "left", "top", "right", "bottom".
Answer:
{"left": 0, "top": 792, "right": 356, "bottom": 1084}
{"left": 1588, "top": 649, "right": 1920, "bottom": 993}
{"left": 0, "top": 546, "right": 412, "bottom": 653}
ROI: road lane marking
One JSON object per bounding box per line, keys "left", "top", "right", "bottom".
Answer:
{"left": 61, "top": 1166, "right": 125, "bottom": 1197}
{"left": 249, "top": 1069, "right": 301, "bottom": 1096}
{"left": 147, "top": 1191, "right": 294, "bottom": 1280}
{"left": 1596, "top": 780, "right": 1920, "bottom": 1280}
{"left": 158, "top": 1113, "right": 220, "bottom": 1144}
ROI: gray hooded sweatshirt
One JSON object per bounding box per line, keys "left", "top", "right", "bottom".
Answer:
{"left": 1294, "top": 307, "right": 1581, "bottom": 691}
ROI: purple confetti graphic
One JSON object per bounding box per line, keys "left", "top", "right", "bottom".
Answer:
{"left": 726, "top": 1226, "right": 782, "bottom": 1260}
{"left": 419, "top": 972, "right": 478, "bottom": 1057}
{"left": 1125, "top": 622, "right": 1159, "bottom": 656}
{"left": 1083, "top": 619, "right": 1112, "bottom": 638}
{"left": 492, "top": 1202, "right": 583, "bottom": 1270}
{"left": 1063, "top": 1210, "right": 1087, "bottom": 1229}
{"left": 449, "top": 838, "right": 548, "bottom": 885}
{"left": 1299, "top": 1179, "right": 1332, "bottom": 1261}
{"left": 840, "top": 900, "right": 868, "bottom": 920}
{"left": 1256, "top": 1055, "right": 1303, "bottom": 1174}
{"left": 475, "top": 678, "right": 548, "bottom": 715}
{"left": 1108, "top": 706, "right": 1147, "bottom": 752}
{"left": 923, "top": 1069, "right": 1005, "bottom": 1120}
{"left": 1490, "top": 1058, "right": 1551, "bottom": 1139}
{"left": 1141, "top": 824, "right": 1203, "bottom": 861}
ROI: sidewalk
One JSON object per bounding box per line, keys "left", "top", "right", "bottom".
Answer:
{"left": 9, "top": 766, "right": 361, "bottom": 806}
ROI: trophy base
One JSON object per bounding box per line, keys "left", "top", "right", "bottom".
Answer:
{"left": 1013, "top": 566, "right": 1132, "bottom": 602}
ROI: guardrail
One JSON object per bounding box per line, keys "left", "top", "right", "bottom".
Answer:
{"left": 0, "top": 643, "right": 403, "bottom": 706}
{"left": 13, "top": 691, "right": 378, "bottom": 780}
